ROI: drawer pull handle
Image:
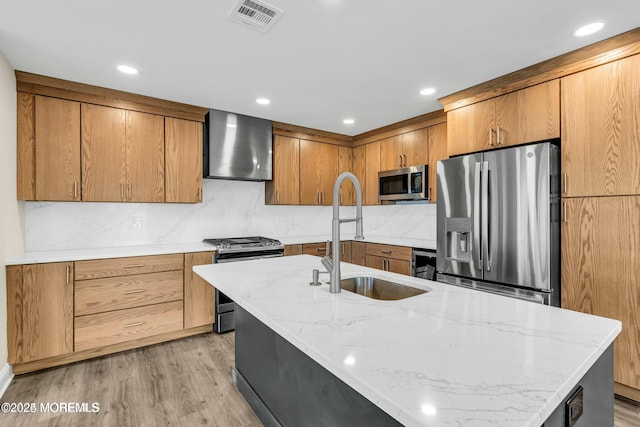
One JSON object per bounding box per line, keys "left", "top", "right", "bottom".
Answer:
{"left": 380, "top": 250, "right": 392, "bottom": 254}
{"left": 123, "top": 289, "right": 145, "bottom": 294}
{"left": 123, "top": 264, "right": 145, "bottom": 268}
{"left": 123, "top": 322, "right": 145, "bottom": 328}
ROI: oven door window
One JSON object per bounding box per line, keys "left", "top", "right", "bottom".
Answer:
{"left": 380, "top": 174, "right": 408, "bottom": 196}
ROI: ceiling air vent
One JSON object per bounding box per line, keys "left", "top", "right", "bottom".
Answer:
{"left": 228, "top": 0, "right": 284, "bottom": 33}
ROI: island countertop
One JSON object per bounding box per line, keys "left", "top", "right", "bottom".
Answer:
{"left": 194, "top": 255, "right": 621, "bottom": 427}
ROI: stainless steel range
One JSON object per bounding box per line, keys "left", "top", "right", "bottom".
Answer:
{"left": 203, "top": 236, "right": 284, "bottom": 333}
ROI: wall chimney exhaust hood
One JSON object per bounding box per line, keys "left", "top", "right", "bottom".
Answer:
{"left": 204, "top": 109, "right": 273, "bottom": 181}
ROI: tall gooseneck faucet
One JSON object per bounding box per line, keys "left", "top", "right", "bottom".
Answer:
{"left": 321, "top": 172, "right": 365, "bottom": 293}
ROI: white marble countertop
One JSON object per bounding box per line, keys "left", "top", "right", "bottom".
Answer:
{"left": 4, "top": 242, "right": 215, "bottom": 265}
{"left": 279, "top": 234, "right": 436, "bottom": 250}
{"left": 5, "top": 235, "right": 434, "bottom": 265}
{"left": 194, "top": 255, "right": 621, "bottom": 427}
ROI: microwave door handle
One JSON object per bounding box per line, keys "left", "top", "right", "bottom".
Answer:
{"left": 474, "top": 162, "right": 482, "bottom": 271}
{"left": 481, "top": 161, "right": 491, "bottom": 272}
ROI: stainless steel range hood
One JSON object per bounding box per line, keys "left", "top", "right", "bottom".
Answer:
{"left": 204, "top": 109, "right": 273, "bottom": 181}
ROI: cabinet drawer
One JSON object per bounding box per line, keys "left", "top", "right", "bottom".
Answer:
{"left": 75, "top": 270, "right": 183, "bottom": 316}
{"left": 75, "top": 254, "right": 184, "bottom": 280}
{"left": 365, "top": 255, "right": 411, "bottom": 276}
{"left": 365, "top": 243, "right": 412, "bottom": 261}
{"left": 74, "top": 301, "right": 183, "bottom": 352}
{"left": 302, "top": 242, "right": 329, "bottom": 256}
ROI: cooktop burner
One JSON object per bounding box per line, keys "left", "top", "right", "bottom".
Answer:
{"left": 203, "top": 236, "right": 283, "bottom": 252}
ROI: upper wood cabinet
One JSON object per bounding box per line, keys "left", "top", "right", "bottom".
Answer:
{"left": 365, "top": 141, "right": 381, "bottom": 205}
{"left": 447, "top": 80, "right": 559, "bottom": 157}
{"left": 561, "top": 54, "right": 640, "bottom": 198}
{"left": 82, "top": 105, "right": 164, "bottom": 202}
{"left": 338, "top": 146, "right": 354, "bottom": 205}
{"left": 380, "top": 129, "right": 429, "bottom": 170}
{"left": 6, "top": 262, "right": 74, "bottom": 364}
{"left": 265, "top": 135, "right": 300, "bottom": 205}
{"left": 299, "top": 140, "right": 338, "bottom": 205}
{"left": 165, "top": 118, "right": 203, "bottom": 203}
{"left": 561, "top": 196, "right": 640, "bottom": 391}
{"left": 427, "top": 123, "right": 448, "bottom": 202}
{"left": 352, "top": 145, "right": 367, "bottom": 204}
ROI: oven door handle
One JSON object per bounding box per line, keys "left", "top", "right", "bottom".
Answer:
{"left": 215, "top": 253, "right": 283, "bottom": 263}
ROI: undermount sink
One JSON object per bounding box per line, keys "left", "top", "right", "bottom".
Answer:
{"left": 339, "top": 276, "right": 428, "bottom": 300}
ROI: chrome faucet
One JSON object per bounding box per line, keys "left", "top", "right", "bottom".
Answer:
{"left": 321, "top": 172, "right": 365, "bottom": 293}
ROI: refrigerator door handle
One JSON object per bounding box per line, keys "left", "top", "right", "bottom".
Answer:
{"left": 481, "top": 161, "right": 491, "bottom": 272}
{"left": 474, "top": 162, "right": 482, "bottom": 271}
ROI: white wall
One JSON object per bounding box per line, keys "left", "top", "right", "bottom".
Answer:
{"left": 25, "top": 179, "right": 437, "bottom": 251}
{"left": 0, "top": 51, "right": 24, "bottom": 367}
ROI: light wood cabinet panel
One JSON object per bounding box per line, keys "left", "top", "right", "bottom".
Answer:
{"left": 403, "top": 128, "right": 429, "bottom": 167}
{"left": 365, "top": 141, "right": 381, "bottom": 205}
{"left": 17, "top": 93, "right": 36, "bottom": 200}
{"left": 353, "top": 145, "right": 366, "bottom": 204}
{"left": 379, "top": 135, "right": 404, "bottom": 170}
{"left": 496, "top": 80, "right": 560, "bottom": 148}
{"left": 81, "top": 104, "right": 127, "bottom": 201}
{"left": 165, "top": 117, "right": 203, "bottom": 203}
{"left": 562, "top": 55, "right": 640, "bottom": 197}
{"left": 303, "top": 242, "right": 329, "bottom": 257}
{"left": 427, "top": 123, "right": 448, "bottom": 202}
{"left": 365, "top": 255, "right": 411, "bottom": 275}
{"left": 75, "top": 270, "right": 183, "bottom": 317}
{"left": 75, "top": 254, "right": 184, "bottom": 280}
{"left": 340, "top": 241, "right": 352, "bottom": 263}
{"left": 365, "top": 243, "right": 412, "bottom": 260}
{"left": 561, "top": 196, "right": 640, "bottom": 390}
{"left": 351, "top": 241, "right": 366, "bottom": 266}
{"left": 75, "top": 301, "right": 184, "bottom": 352}
{"left": 447, "top": 98, "right": 495, "bottom": 157}
{"left": 299, "top": 140, "right": 338, "bottom": 205}
{"left": 338, "top": 146, "right": 354, "bottom": 205}
{"left": 284, "top": 244, "right": 303, "bottom": 256}
{"left": 6, "top": 262, "right": 73, "bottom": 363}
{"left": 34, "top": 96, "right": 81, "bottom": 201}
{"left": 126, "top": 111, "right": 165, "bottom": 202}
{"left": 266, "top": 135, "right": 300, "bottom": 205}
{"left": 184, "top": 252, "right": 215, "bottom": 329}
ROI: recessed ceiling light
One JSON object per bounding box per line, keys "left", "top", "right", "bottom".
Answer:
{"left": 420, "top": 88, "right": 436, "bottom": 96}
{"left": 343, "top": 118, "right": 355, "bottom": 125}
{"left": 117, "top": 65, "right": 138, "bottom": 75}
{"left": 256, "top": 98, "right": 271, "bottom": 105}
{"left": 573, "top": 22, "right": 604, "bottom": 37}
{"left": 421, "top": 404, "right": 437, "bottom": 416}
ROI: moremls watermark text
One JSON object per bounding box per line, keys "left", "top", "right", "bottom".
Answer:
{"left": 1, "top": 402, "right": 101, "bottom": 413}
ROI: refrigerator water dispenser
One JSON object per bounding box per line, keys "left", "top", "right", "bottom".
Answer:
{"left": 444, "top": 217, "right": 471, "bottom": 262}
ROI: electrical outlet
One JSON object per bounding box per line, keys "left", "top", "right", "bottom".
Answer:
{"left": 131, "top": 217, "right": 143, "bottom": 229}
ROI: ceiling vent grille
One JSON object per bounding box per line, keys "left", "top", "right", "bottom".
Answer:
{"left": 228, "top": 0, "right": 284, "bottom": 33}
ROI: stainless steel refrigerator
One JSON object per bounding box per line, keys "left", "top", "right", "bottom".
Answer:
{"left": 436, "top": 142, "right": 560, "bottom": 306}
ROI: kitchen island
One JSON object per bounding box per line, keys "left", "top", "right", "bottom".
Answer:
{"left": 194, "top": 255, "right": 621, "bottom": 426}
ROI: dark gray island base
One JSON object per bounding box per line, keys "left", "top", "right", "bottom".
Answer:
{"left": 233, "top": 305, "right": 614, "bottom": 427}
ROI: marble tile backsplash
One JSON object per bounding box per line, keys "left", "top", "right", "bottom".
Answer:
{"left": 25, "top": 179, "right": 437, "bottom": 251}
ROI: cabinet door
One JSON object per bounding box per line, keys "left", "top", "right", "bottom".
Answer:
{"left": 379, "top": 135, "right": 403, "bottom": 171}
{"left": 351, "top": 241, "right": 366, "bottom": 266}
{"left": 427, "top": 123, "right": 448, "bottom": 202}
{"left": 561, "top": 196, "right": 640, "bottom": 389}
{"left": 353, "top": 145, "right": 366, "bottom": 205}
{"left": 184, "top": 252, "right": 215, "bottom": 328}
{"left": 17, "top": 93, "right": 36, "bottom": 200}
{"left": 267, "top": 135, "right": 300, "bottom": 205}
{"left": 365, "top": 141, "right": 381, "bottom": 205}
{"left": 299, "top": 140, "right": 338, "bottom": 205}
{"left": 6, "top": 262, "right": 73, "bottom": 363}
{"left": 35, "top": 96, "right": 81, "bottom": 201}
{"left": 365, "top": 254, "right": 386, "bottom": 271}
{"left": 562, "top": 56, "right": 640, "bottom": 197}
{"left": 339, "top": 241, "right": 352, "bottom": 263}
{"left": 447, "top": 98, "right": 495, "bottom": 157}
{"left": 387, "top": 258, "right": 411, "bottom": 275}
{"left": 284, "top": 244, "right": 303, "bottom": 256}
{"left": 496, "top": 80, "right": 560, "bottom": 148}
{"left": 303, "top": 242, "right": 329, "bottom": 257}
{"left": 126, "top": 111, "right": 165, "bottom": 202}
{"left": 402, "top": 128, "right": 429, "bottom": 167}
{"left": 82, "top": 104, "right": 126, "bottom": 201}
{"left": 338, "top": 146, "right": 354, "bottom": 205}
{"left": 165, "top": 118, "right": 203, "bottom": 203}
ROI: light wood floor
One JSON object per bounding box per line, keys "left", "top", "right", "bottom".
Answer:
{"left": 1, "top": 332, "right": 639, "bottom": 426}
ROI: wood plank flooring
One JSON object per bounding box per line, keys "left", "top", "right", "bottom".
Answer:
{"left": 0, "top": 331, "right": 638, "bottom": 426}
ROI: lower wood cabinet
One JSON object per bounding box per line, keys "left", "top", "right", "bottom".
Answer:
{"left": 351, "top": 241, "right": 366, "bottom": 266}
{"left": 302, "top": 241, "right": 351, "bottom": 262}
{"left": 365, "top": 255, "right": 411, "bottom": 275}
{"left": 562, "top": 196, "right": 640, "bottom": 399}
{"left": 6, "top": 262, "right": 74, "bottom": 364}
{"left": 6, "top": 252, "right": 214, "bottom": 374}
{"left": 364, "top": 243, "right": 412, "bottom": 276}
{"left": 284, "top": 244, "right": 303, "bottom": 256}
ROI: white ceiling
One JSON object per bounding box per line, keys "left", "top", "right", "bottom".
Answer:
{"left": 1, "top": 1, "right": 639, "bottom": 135}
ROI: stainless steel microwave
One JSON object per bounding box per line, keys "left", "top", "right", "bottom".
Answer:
{"left": 378, "top": 165, "right": 428, "bottom": 201}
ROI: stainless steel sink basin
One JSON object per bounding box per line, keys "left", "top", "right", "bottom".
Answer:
{"left": 340, "top": 276, "right": 428, "bottom": 300}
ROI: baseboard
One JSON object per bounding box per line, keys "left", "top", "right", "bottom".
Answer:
{"left": 615, "top": 381, "right": 640, "bottom": 403}
{"left": 0, "top": 364, "right": 14, "bottom": 398}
